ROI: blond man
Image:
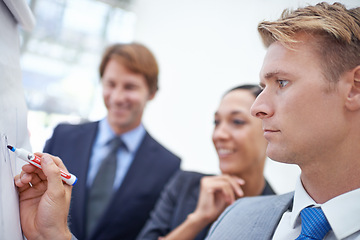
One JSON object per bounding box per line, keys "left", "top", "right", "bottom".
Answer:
{"left": 206, "top": 2, "right": 360, "bottom": 239}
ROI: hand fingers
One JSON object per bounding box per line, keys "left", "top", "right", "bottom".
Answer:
{"left": 36, "top": 153, "right": 69, "bottom": 173}
{"left": 17, "top": 153, "right": 70, "bottom": 191}
{"left": 14, "top": 173, "right": 31, "bottom": 189}
{"left": 16, "top": 158, "right": 50, "bottom": 190}
{"left": 40, "top": 155, "right": 66, "bottom": 191}
{"left": 202, "top": 175, "right": 245, "bottom": 203}
{"left": 218, "top": 184, "right": 236, "bottom": 204}
{"left": 202, "top": 177, "right": 235, "bottom": 204}
{"left": 15, "top": 169, "right": 45, "bottom": 192}
{"left": 225, "top": 176, "right": 245, "bottom": 198}
{"left": 210, "top": 175, "right": 245, "bottom": 199}
{"left": 21, "top": 163, "right": 46, "bottom": 180}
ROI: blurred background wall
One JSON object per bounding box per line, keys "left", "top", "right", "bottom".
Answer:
{"left": 22, "top": 0, "right": 358, "bottom": 194}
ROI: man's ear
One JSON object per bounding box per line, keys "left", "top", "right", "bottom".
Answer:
{"left": 148, "top": 91, "right": 156, "bottom": 101}
{"left": 345, "top": 65, "right": 360, "bottom": 111}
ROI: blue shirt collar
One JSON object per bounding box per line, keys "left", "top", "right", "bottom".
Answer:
{"left": 98, "top": 118, "right": 146, "bottom": 153}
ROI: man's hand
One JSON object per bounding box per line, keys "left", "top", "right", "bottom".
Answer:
{"left": 14, "top": 153, "right": 72, "bottom": 240}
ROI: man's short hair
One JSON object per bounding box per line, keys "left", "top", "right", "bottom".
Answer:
{"left": 99, "top": 42, "right": 159, "bottom": 94}
{"left": 258, "top": 2, "right": 360, "bottom": 83}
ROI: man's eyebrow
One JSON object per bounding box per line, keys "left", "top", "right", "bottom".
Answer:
{"left": 264, "top": 71, "right": 281, "bottom": 79}
{"left": 264, "top": 70, "right": 293, "bottom": 80}
{"left": 259, "top": 70, "right": 293, "bottom": 88}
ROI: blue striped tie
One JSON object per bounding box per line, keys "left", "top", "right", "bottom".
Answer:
{"left": 296, "top": 207, "right": 331, "bottom": 240}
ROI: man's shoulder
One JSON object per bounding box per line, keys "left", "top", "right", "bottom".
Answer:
{"left": 232, "top": 191, "right": 293, "bottom": 209}
{"left": 54, "top": 121, "right": 97, "bottom": 131}
{"left": 51, "top": 121, "right": 98, "bottom": 136}
{"left": 142, "top": 131, "right": 181, "bottom": 161}
{"left": 45, "top": 121, "right": 98, "bottom": 148}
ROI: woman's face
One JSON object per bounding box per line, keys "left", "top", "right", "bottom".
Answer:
{"left": 212, "top": 89, "right": 267, "bottom": 176}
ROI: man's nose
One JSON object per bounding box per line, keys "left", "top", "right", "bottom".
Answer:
{"left": 250, "top": 91, "right": 272, "bottom": 119}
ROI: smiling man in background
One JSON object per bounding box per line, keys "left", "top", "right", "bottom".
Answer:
{"left": 43, "top": 43, "right": 181, "bottom": 240}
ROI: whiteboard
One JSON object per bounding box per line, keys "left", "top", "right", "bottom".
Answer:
{"left": 0, "top": 0, "right": 34, "bottom": 239}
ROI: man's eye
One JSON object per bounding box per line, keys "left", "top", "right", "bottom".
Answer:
{"left": 277, "top": 80, "right": 289, "bottom": 88}
{"left": 105, "top": 82, "right": 115, "bottom": 88}
{"left": 214, "top": 120, "right": 219, "bottom": 126}
{"left": 125, "top": 84, "right": 137, "bottom": 90}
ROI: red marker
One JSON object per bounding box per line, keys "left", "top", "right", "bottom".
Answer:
{"left": 7, "top": 145, "right": 77, "bottom": 186}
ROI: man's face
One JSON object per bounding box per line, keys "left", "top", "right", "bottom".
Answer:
{"left": 102, "top": 58, "right": 154, "bottom": 134}
{"left": 251, "top": 37, "right": 347, "bottom": 167}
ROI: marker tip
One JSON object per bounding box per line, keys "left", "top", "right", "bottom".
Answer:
{"left": 7, "top": 145, "right": 15, "bottom": 152}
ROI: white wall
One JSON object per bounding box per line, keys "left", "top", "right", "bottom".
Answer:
{"left": 129, "top": 0, "right": 358, "bottom": 194}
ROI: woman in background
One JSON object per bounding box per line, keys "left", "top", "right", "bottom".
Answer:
{"left": 138, "top": 84, "right": 275, "bottom": 240}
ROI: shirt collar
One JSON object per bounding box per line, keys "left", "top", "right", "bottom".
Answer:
{"left": 98, "top": 118, "right": 146, "bottom": 153}
{"left": 322, "top": 188, "right": 360, "bottom": 239}
{"left": 291, "top": 175, "right": 360, "bottom": 239}
{"left": 290, "top": 176, "right": 317, "bottom": 228}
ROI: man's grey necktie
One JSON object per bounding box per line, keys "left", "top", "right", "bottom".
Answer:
{"left": 86, "top": 137, "right": 126, "bottom": 237}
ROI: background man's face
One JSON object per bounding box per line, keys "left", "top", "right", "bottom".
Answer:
{"left": 102, "top": 58, "right": 154, "bottom": 134}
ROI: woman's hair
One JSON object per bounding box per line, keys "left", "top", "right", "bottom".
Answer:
{"left": 258, "top": 2, "right": 360, "bottom": 84}
{"left": 99, "top": 42, "right": 159, "bottom": 94}
{"left": 225, "top": 84, "right": 262, "bottom": 98}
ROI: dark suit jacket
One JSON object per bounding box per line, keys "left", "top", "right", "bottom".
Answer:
{"left": 138, "top": 170, "right": 276, "bottom": 240}
{"left": 206, "top": 192, "right": 294, "bottom": 239}
{"left": 43, "top": 121, "right": 181, "bottom": 240}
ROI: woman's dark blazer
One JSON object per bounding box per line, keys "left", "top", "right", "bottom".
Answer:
{"left": 138, "top": 170, "right": 275, "bottom": 240}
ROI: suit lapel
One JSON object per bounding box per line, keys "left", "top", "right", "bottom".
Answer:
{"left": 69, "top": 122, "right": 99, "bottom": 239}
{"left": 251, "top": 192, "right": 294, "bottom": 239}
{"left": 208, "top": 192, "right": 294, "bottom": 239}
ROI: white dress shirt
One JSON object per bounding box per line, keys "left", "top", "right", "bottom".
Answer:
{"left": 273, "top": 176, "right": 360, "bottom": 240}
